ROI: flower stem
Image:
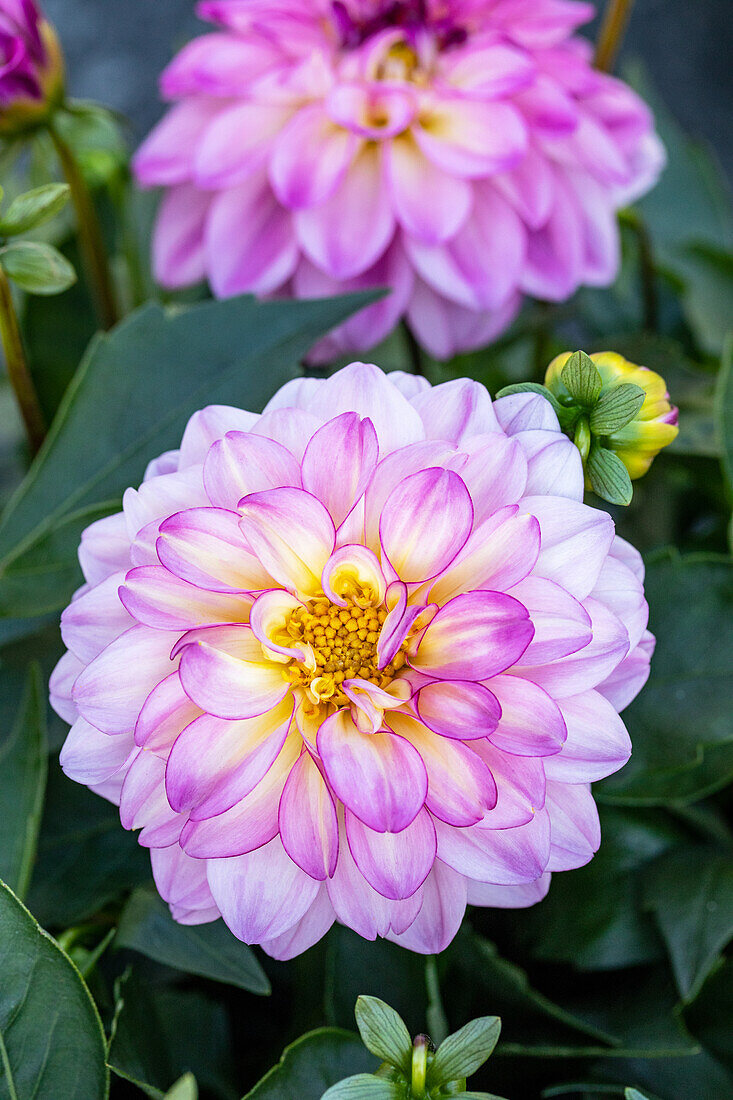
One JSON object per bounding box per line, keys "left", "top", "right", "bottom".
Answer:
{"left": 595, "top": 0, "right": 636, "bottom": 72}
{"left": 0, "top": 267, "right": 46, "bottom": 455}
{"left": 49, "top": 125, "right": 119, "bottom": 330}
{"left": 403, "top": 320, "right": 425, "bottom": 377}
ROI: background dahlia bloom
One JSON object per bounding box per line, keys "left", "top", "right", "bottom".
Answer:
{"left": 133, "top": 0, "right": 665, "bottom": 361}
{"left": 51, "top": 363, "right": 651, "bottom": 958}
{"left": 0, "top": 0, "right": 62, "bottom": 128}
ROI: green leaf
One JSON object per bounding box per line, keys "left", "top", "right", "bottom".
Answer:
{"left": 561, "top": 351, "right": 603, "bottom": 406}
{"left": 0, "top": 879, "right": 108, "bottom": 1100}
{"left": 116, "top": 886, "right": 270, "bottom": 995}
{"left": 599, "top": 553, "right": 733, "bottom": 803}
{"left": 494, "top": 382, "right": 562, "bottom": 414}
{"left": 321, "top": 1075, "right": 405, "bottom": 1100}
{"left": 428, "top": 1018, "right": 501, "bottom": 1087}
{"left": 716, "top": 335, "right": 733, "bottom": 498}
{"left": 446, "top": 1093, "right": 509, "bottom": 1100}
{"left": 586, "top": 445, "right": 633, "bottom": 506}
{"left": 26, "top": 763, "right": 150, "bottom": 927}
{"left": 590, "top": 384, "right": 646, "bottom": 435}
{"left": 680, "top": 244, "right": 733, "bottom": 357}
{"left": 625, "top": 1092, "right": 651, "bottom": 1100}
{"left": 685, "top": 957, "right": 733, "bottom": 1074}
{"left": 0, "top": 184, "right": 70, "bottom": 237}
{"left": 0, "top": 241, "right": 77, "bottom": 295}
{"left": 643, "top": 847, "right": 733, "bottom": 1003}
{"left": 165, "top": 1077, "right": 198, "bottom": 1100}
{"left": 0, "top": 664, "right": 46, "bottom": 899}
{"left": 244, "top": 1029, "right": 377, "bottom": 1100}
{"left": 355, "top": 997, "right": 412, "bottom": 1077}
{"left": 0, "top": 292, "right": 377, "bottom": 621}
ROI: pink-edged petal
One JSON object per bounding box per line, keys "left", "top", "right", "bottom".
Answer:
{"left": 60, "top": 570, "right": 133, "bottom": 663}
{"left": 261, "top": 883, "right": 336, "bottom": 960}
{"left": 206, "top": 174, "right": 299, "bottom": 297}
{"left": 517, "top": 428, "right": 584, "bottom": 500}
{"left": 250, "top": 408, "right": 324, "bottom": 462}
{"left": 388, "top": 713, "right": 497, "bottom": 827}
{"left": 443, "top": 41, "right": 535, "bottom": 96}
{"left": 543, "top": 689, "right": 631, "bottom": 782}
{"left": 123, "top": 466, "right": 208, "bottom": 542}
{"left": 160, "top": 32, "right": 280, "bottom": 97}
{"left": 179, "top": 405, "right": 258, "bottom": 468}
{"left": 134, "top": 671, "right": 202, "bottom": 753}
{"left": 343, "top": 677, "right": 411, "bottom": 735}
{"left": 494, "top": 391, "right": 560, "bottom": 434}
{"left": 150, "top": 845, "right": 218, "bottom": 920}
{"left": 326, "top": 82, "right": 417, "bottom": 139}
{"left": 406, "top": 279, "right": 522, "bottom": 361}
{"left": 119, "top": 750, "right": 182, "bottom": 848}
{"left": 304, "top": 361, "right": 424, "bottom": 455}
{"left": 435, "top": 809, "right": 551, "bottom": 885}
{"left": 388, "top": 860, "right": 466, "bottom": 954}
{"left": 249, "top": 588, "right": 309, "bottom": 661}
{"left": 511, "top": 576, "right": 592, "bottom": 665}
{"left": 207, "top": 836, "right": 321, "bottom": 944}
{"left": 178, "top": 624, "right": 289, "bottom": 719}
{"left": 181, "top": 733, "right": 300, "bottom": 857}
{"left": 157, "top": 507, "right": 272, "bottom": 594}
{"left": 414, "top": 96, "right": 527, "bottom": 178}
{"left": 327, "top": 816, "right": 423, "bottom": 940}
{"left": 546, "top": 781, "right": 600, "bottom": 872}
{"left": 363, "top": 440, "right": 456, "bottom": 550}
{"left": 204, "top": 431, "right": 301, "bottom": 511}
{"left": 521, "top": 171, "right": 584, "bottom": 301}
{"left": 301, "top": 412, "right": 379, "bottom": 527}
{"left": 377, "top": 581, "right": 430, "bottom": 670}
{"left": 49, "top": 650, "right": 83, "bottom": 724}
{"left": 120, "top": 566, "right": 250, "bottom": 631}
{"left": 597, "top": 631, "right": 654, "bottom": 712}
{"left": 133, "top": 99, "right": 219, "bottom": 186}
{"left": 270, "top": 103, "right": 359, "bottom": 208}
{"left": 73, "top": 625, "right": 176, "bottom": 736}
{"left": 194, "top": 101, "right": 293, "bottom": 188}
{"left": 295, "top": 145, "right": 394, "bottom": 279}
{"left": 471, "top": 740, "right": 547, "bottom": 829}
{"left": 416, "top": 681, "right": 501, "bottom": 741}
{"left": 317, "top": 709, "right": 427, "bottom": 833}
{"left": 516, "top": 597, "right": 629, "bottom": 698}
{"left": 522, "top": 495, "right": 615, "bottom": 599}
{"left": 166, "top": 696, "right": 294, "bottom": 818}
{"left": 238, "top": 487, "right": 335, "bottom": 599}
{"left": 385, "top": 134, "right": 472, "bottom": 244}
{"left": 279, "top": 751, "right": 339, "bottom": 880}
{"left": 493, "top": 145, "right": 555, "bottom": 230}
{"left": 411, "top": 591, "right": 534, "bottom": 680}
{"left": 345, "top": 807, "right": 435, "bottom": 901}
{"left": 151, "top": 185, "right": 212, "bottom": 289}
{"left": 429, "top": 511, "right": 540, "bottom": 605}
{"left": 78, "top": 511, "right": 130, "bottom": 586}
{"left": 60, "top": 718, "right": 133, "bottom": 785}
{"left": 411, "top": 378, "right": 498, "bottom": 444}
{"left": 466, "top": 874, "right": 551, "bottom": 909}
{"left": 322, "top": 545, "right": 387, "bottom": 609}
{"left": 591, "top": 554, "right": 648, "bottom": 651}
{"left": 449, "top": 432, "right": 528, "bottom": 519}
{"left": 484, "top": 673, "right": 566, "bottom": 757}
{"left": 380, "top": 467, "right": 473, "bottom": 583}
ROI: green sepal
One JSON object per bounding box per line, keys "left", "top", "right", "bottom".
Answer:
{"left": 164, "top": 1075, "right": 198, "bottom": 1100}
{"left": 495, "top": 382, "right": 562, "bottom": 415}
{"left": 0, "top": 183, "right": 71, "bottom": 236}
{"left": 321, "top": 1075, "right": 407, "bottom": 1099}
{"left": 426, "top": 1018, "right": 501, "bottom": 1090}
{"left": 0, "top": 240, "right": 77, "bottom": 295}
{"left": 355, "top": 996, "right": 413, "bottom": 1078}
{"left": 561, "top": 350, "right": 603, "bottom": 406}
{"left": 590, "top": 383, "right": 646, "bottom": 435}
{"left": 586, "top": 443, "right": 634, "bottom": 506}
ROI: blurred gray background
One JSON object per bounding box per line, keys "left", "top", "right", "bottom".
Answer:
{"left": 44, "top": 0, "right": 732, "bottom": 177}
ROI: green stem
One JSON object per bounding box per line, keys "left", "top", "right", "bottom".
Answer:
{"left": 403, "top": 321, "right": 425, "bottom": 378}
{"left": 595, "top": 0, "right": 636, "bottom": 72}
{"left": 425, "top": 955, "right": 449, "bottom": 1047}
{"left": 49, "top": 125, "right": 119, "bottom": 330}
{"left": 0, "top": 268, "right": 46, "bottom": 455}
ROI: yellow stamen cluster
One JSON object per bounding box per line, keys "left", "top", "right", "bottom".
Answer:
{"left": 286, "top": 598, "right": 407, "bottom": 706}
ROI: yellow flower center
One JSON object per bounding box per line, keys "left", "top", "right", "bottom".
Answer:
{"left": 285, "top": 598, "right": 406, "bottom": 706}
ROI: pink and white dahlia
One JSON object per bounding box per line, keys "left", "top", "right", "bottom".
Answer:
{"left": 134, "top": 0, "right": 664, "bottom": 361}
{"left": 52, "top": 363, "right": 651, "bottom": 958}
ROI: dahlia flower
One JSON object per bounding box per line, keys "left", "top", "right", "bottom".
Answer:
{"left": 134, "top": 0, "right": 665, "bottom": 361}
{"left": 52, "top": 362, "right": 651, "bottom": 958}
{"left": 0, "top": 0, "right": 63, "bottom": 133}
{"left": 546, "top": 350, "right": 679, "bottom": 480}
